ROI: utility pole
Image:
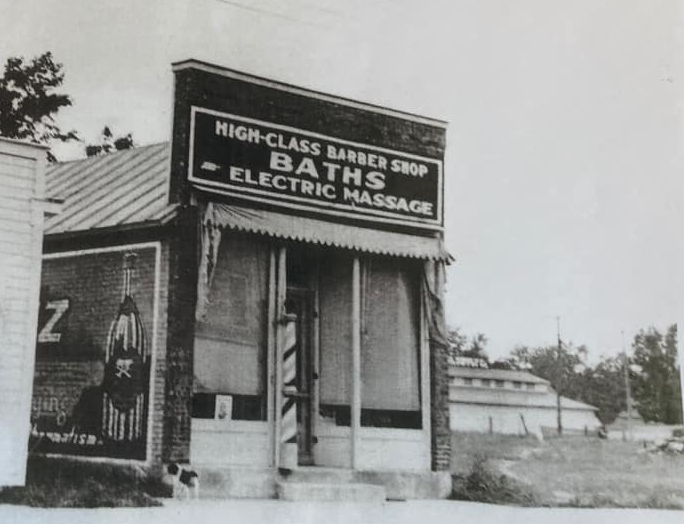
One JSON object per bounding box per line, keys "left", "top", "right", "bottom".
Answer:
{"left": 556, "top": 316, "right": 563, "bottom": 436}
{"left": 622, "top": 330, "right": 632, "bottom": 441}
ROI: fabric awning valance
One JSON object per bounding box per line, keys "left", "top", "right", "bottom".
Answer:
{"left": 202, "top": 202, "right": 453, "bottom": 261}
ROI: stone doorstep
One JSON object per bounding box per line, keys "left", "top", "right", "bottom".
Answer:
{"left": 276, "top": 481, "right": 387, "bottom": 503}
{"left": 193, "top": 465, "right": 451, "bottom": 500}
{"left": 196, "top": 466, "right": 279, "bottom": 499}
{"left": 283, "top": 466, "right": 357, "bottom": 483}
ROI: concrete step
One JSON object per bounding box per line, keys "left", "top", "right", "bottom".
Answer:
{"left": 283, "top": 466, "right": 356, "bottom": 484}
{"left": 195, "top": 466, "right": 278, "bottom": 499}
{"left": 188, "top": 465, "right": 451, "bottom": 500}
{"left": 276, "top": 481, "right": 386, "bottom": 502}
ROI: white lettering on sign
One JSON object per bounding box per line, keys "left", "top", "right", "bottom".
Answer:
{"left": 190, "top": 108, "right": 444, "bottom": 229}
{"left": 38, "top": 299, "right": 69, "bottom": 343}
{"left": 453, "top": 356, "right": 489, "bottom": 369}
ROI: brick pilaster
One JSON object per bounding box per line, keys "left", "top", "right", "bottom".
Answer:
{"left": 162, "top": 205, "right": 198, "bottom": 462}
{"left": 430, "top": 339, "right": 451, "bottom": 471}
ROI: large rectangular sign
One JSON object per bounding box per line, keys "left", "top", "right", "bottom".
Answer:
{"left": 30, "top": 244, "right": 158, "bottom": 460}
{"left": 188, "top": 107, "right": 443, "bottom": 229}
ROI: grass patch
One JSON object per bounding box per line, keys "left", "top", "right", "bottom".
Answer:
{"left": 450, "top": 454, "right": 538, "bottom": 506}
{"left": 451, "top": 432, "right": 684, "bottom": 509}
{"left": 0, "top": 456, "right": 170, "bottom": 507}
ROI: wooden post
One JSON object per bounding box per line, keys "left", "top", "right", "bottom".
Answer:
{"left": 489, "top": 416, "right": 493, "bottom": 435}
{"left": 420, "top": 272, "right": 432, "bottom": 466}
{"left": 267, "top": 249, "right": 276, "bottom": 466}
{"left": 520, "top": 413, "right": 529, "bottom": 436}
{"left": 311, "top": 267, "right": 320, "bottom": 463}
{"left": 351, "top": 256, "right": 361, "bottom": 469}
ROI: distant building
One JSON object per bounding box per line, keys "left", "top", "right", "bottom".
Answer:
{"left": 449, "top": 361, "right": 602, "bottom": 438}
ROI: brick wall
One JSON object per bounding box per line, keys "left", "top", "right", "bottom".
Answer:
{"left": 148, "top": 241, "right": 169, "bottom": 465}
{"left": 32, "top": 244, "right": 161, "bottom": 461}
{"left": 161, "top": 206, "right": 198, "bottom": 462}
{"left": 39, "top": 217, "right": 200, "bottom": 466}
{"left": 430, "top": 339, "right": 451, "bottom": 471}
{"left": 169, "top": 66, "right": 447, "bottom": 216}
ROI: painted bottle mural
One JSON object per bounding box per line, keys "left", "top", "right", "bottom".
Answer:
{"left": 102, "top": 253, "right": 149, "bottom": 444}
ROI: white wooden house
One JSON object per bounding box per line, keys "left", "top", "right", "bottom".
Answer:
{"left": 0, "top": 138, "right": 59, "bottom": 486}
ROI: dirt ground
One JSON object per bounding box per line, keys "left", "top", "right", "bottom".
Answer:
{"left": 452, "top": 432, "right": 684, "bottom": 508}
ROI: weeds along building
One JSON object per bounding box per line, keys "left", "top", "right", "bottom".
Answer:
{"left": 29, "top": 60, "right": 453, "bottom": 498}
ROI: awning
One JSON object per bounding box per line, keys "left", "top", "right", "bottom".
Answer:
{"left": 203, "top": 202, "right": 452, "bottom": 262}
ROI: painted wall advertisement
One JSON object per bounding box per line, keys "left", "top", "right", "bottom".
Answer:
{"left": 30, "top": 246, "right": 157, "bottom": 460}
{"left": 188, "top": 107, "right": 443, "bottom": 229}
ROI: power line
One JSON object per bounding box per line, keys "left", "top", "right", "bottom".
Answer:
{"left": 213, "top": 0, "right": 335, "bottom": 27}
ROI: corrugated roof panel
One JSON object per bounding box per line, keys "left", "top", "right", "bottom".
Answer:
{"left": 48, "top": 146, "right": 167, "bottom": 230}
{"left": 53, "top": 162, "right": 165, "bottom": 232}
{"left": 45, "top": 143, "right": 172, "bottom": 235}
{"left": 48, "top": 151, "right": 125, "bottom": 198}
{"left": 53, "top": 149, "right": 150, "bottom": 203}
{"left": 101, "top": 177, "right": 167, "bottom": 226}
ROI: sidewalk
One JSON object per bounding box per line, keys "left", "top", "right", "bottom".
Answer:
{"left": 2, "top": 499, "right": 683, "bottom": 524}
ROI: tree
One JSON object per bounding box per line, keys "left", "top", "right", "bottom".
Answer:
{"left": 508, "top": 342, "right": 587, "bottom": 434}
{"left": 0, "top": 52, "right": 78, "bottom": 160}
{"left": 447, "top": 327, "right": 489, "bottom": 361}
{"left": 631, "top": 324, "right": 681, "bottom": 424}
{"left": 578, "top": 356, "right": 626, "bottom": 425}
{"left": 85, "top": 126, "right": 134, "bottom": 156}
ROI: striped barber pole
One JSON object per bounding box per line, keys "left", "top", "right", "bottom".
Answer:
{"left": 280, "top": 314, "right": 298, "bottom": 469}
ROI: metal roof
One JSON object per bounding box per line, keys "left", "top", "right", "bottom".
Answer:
{"left": 45, "top": 142, "right": 177, "bottom": 235}
{"left": 450, "top": 386, "right": 598, "bottom": 411}
{"left": 204, "top": 202, "right": 452, "bottom": 261}
{"left": 449, "top": 366, "right": 550, "bottom": 385}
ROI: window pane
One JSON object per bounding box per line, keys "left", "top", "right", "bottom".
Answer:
{"left": 361, "top": 257, "right": 421, "bottom": 418}
{"left": 319, "top": 252, "right": 352, "bottom": 407}
{"left": 193, "top": 232, "right": 269, "bottom": 420}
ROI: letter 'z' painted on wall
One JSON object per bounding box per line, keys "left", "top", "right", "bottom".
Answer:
{"left": 188, "top": 107, "right": 444, "bottom": 230}
{"left": 37, "top": 299, "right": 70, "bottom": 343}
{"left": 31, "top": 246, "right": 157, "bottom": 461}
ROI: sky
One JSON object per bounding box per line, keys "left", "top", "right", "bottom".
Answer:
{"left": 1, "top": 0, "right": 682, "bottom": 361}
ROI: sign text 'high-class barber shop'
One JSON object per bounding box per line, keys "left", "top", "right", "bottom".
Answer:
{"left": 188, "top": 107, "right": 443, "bottom": 228}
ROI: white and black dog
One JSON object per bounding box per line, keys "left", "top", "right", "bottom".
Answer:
{"left": 167, "top": 463, "right": 200, "bottom": 500}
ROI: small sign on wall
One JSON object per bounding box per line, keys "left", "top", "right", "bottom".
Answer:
{"left": 215, "top": 395, "right": 233, "bottom": 421}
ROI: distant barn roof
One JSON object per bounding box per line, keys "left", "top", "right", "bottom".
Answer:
{"left": 449, "top": 366, "right": 550, "bottom": 385}
{"left": 45, "top": 142, "right": 177, "bottom": 236}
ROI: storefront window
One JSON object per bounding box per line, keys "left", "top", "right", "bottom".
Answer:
{"left": 193, "top": 232, "right": 269, "bottom": 421}
{"left": 360, "top": 257, "right": 421, "bottom": 429}
{"left": 318, "top": 251, "right": 352, "bottom": 426}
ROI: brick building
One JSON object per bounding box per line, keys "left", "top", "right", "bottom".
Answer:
{"left": 29, "top": 60, "right": 452, "bottom": 498}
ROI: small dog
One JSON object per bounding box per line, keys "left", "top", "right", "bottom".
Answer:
{"left": 167, "top": 463, "right": 200, "bottom": 500}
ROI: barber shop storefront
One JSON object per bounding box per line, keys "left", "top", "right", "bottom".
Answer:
{"left": 30, "top": 60, "right": 452, "bottom": 497}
